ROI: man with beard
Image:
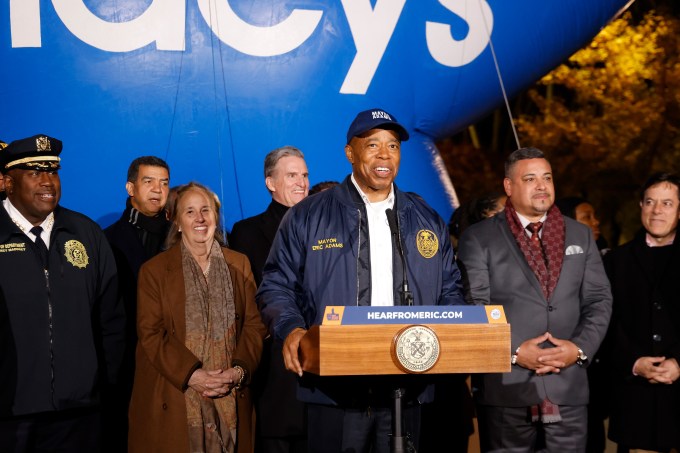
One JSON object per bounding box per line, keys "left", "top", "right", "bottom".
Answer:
{"left": 457, "top": 147, "right": 611, "bottom": 451}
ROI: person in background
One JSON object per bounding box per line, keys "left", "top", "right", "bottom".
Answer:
{"left": 555, "top": 196, "right": 609, "bottom": 254}
{"left": 164, "top": 184, "right": 183, "bottom": 222}
{"left": 604, "top": 172, "right": 680, "bottom": 452}
{"left": 449, "top": 192, "right": 507, "bottom": 251}
{"left": 422, "top": 192, "right": 507, "bottom": 452}
{"left": 308, "top": 180, "right": 338, "bottom": 196}
{"left": 230, "top": 146, "right": 309, "bottom": 453}
{"left": 230, "top": 146, "right": 309, "bottom": 285}
{"left": 128, "top": 182, "right": 265, "bottom": 453}
{"left": 257, "top": 108, "right": 465, "bottom": 453}
{"left": 555, "top": 196, "right": 609, "bottom": 452}
{"left": 0, "top": 134, "right": 124, "bottom": 451}
{"left": 103, "top": 155, "right": 170, "bottom": 452}
{"left": 457, "top": 147, "right": 612, "bottom": 452}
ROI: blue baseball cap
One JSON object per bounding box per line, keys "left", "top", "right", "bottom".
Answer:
{"left": 346, "top": 108, "right": 409, "bottom": 144}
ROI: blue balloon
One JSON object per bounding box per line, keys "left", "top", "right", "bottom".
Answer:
{"left": 0, "top": 0, "right": 631, "bottom": 228}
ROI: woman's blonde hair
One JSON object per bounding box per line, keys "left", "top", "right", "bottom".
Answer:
{"left": 164, "top": 182, "right": 225, "bottom": 249}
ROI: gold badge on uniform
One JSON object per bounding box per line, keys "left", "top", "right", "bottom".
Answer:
{"left": 64, "top": 240, "right": 89, "bottom": 269}
{"left": 416, "top": 229, "right": 438, "bottom": 258}
{"left": 36, "top": 136, "right": 51, "bottom": 152}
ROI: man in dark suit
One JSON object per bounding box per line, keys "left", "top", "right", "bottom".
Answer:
{"left": 457, "top": 147, "right": 612, "bottom": 451}
{"left": 604, "top": 172, "right": 680, "bottom": 451}
{"left": 230, "top": 146, "right": 309, "bottom": 453}
{"left": 103, "top": 155, "right": 170, "bottom": 452}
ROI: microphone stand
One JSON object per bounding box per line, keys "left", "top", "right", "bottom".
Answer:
{"left": 386, "top": 209, "right": 413, "bottom": 306}
{"left": 386, "top": 209, "right": 417, "bottom": 453}
{"left": 391, "top": 388, "right": 406, "bottom": 453}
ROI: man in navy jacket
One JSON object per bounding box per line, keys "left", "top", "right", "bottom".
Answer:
{"left": 257, "top": 108, "right": 465, "bottom": 453}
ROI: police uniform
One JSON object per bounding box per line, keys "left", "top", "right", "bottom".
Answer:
{"left": 0, "top": 135, "right": 125, "bottom": 451}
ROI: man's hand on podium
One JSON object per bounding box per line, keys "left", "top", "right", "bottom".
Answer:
{"left": 283, "top": 327, "right": 308, "bottom": 377}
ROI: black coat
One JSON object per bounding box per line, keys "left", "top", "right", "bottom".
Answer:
{"left": 104, "top": 211, "right": 168, "bottom": 334}
{"left": 104, "top": 210, "right": 169, "bottom": 385}
{"left": 230, "top": 200, "right": 307, "bottom": 439}
{"left": 103, "top": 207, "right": 169, "bottom": 452}
{"left": 230, "top": 200, "right": 287, "bottom": 287}
{"left": 604, "top": 231, "right": 680, "bottom": 450}
{"left": 0, "top": 205, "right": 124, "bottom": 416}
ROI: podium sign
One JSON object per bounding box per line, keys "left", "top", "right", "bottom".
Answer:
{"left": 299, "top": 305, "right": 511, "bottom": 376}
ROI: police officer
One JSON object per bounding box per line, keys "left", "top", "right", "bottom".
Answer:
{"left": 0, "top": 134, "right": 124, "bottom": 451}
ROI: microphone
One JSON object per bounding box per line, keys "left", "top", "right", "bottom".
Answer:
{"left": 385, "top": 208, "right": 413, "bottom": 306}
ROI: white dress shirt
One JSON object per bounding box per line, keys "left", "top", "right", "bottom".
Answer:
{"left": 3, "top": 199, "right": 54, "bottom": 248}
{"left": 351, "top": 174, "right": 395, "bottom": 306}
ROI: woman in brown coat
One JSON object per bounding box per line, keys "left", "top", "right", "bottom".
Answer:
{"left": 129, "top": 182, "right": 265, "bottom": 453}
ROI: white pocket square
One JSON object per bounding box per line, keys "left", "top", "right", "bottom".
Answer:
{"left": 565, "top": 245, "right": 584, "bottom": 255}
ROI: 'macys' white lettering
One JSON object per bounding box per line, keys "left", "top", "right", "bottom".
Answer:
{"left": 12, "top": 0, "right": 186, "bottom": 51}
{"left": 426, "top": 0, "right": 493, "bottom": 67}
{"left": 195, "top": 0, "right": 323, "bottom": 57}
{"left": 340, "top": 0, "right": 406, "bottom": 95}
{"left": 9, "top": 0, "right": 492, "bottom": 93}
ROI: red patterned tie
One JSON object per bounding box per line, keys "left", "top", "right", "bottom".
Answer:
{"left": 527, "top": 222, "right": 547, "bottom": 263}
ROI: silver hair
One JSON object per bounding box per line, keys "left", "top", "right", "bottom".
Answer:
{"left": 264, "top": 146, "right": 305, "bottom": 179}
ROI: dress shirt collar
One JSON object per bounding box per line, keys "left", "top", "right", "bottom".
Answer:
{"left": 515, "top": 212, "right": 547, "bottom": 238}
{"left": 350, "top": 174, "right": 395, "bottom": 209}
{"left": 2, "top": 199, "right": 55, "bottom": 245}
{"left": 645, "top": 231, "right": 675, "bottom": 247}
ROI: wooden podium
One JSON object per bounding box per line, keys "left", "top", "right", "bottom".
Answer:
{"left": 299, "top": 305, "right": 511, "bottom": 376}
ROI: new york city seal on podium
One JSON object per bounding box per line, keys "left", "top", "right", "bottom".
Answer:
{"left": 392, "top": 325, "right": 440, "bottom": 373}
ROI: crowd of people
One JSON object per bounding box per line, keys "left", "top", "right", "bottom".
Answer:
{"left": 0, "top": 108, "right": 678, "bottom": 453}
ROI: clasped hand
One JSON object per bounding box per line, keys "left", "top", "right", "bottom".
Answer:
{"left": 188, "top": 367, "right": 242, "bottom": 398}
{"left": 633, "top": 357, "right": 680, "bottom": 384}
{"left": 514, "top": 332, "right": 579, "bottom": 375}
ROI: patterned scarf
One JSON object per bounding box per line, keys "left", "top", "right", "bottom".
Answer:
{"left": 504, "top": 199, "right": 565, "bottom": 301}
{"left": 182, "top": 240, "right": 238, "bottom": 453}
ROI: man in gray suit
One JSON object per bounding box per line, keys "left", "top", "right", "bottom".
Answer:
{"left": 457, "top": 147, "right": 612, "bottom": 452}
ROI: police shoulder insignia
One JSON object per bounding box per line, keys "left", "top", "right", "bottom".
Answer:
{"left": 64, "top": 240, "right": 89, "bottom": 269}
{"left": 416, "top": 229, "right": 438, "bottom": 258}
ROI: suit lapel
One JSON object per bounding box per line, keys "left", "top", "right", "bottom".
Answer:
{"left": 497, "top": 213, "right": 547, "bottom": 302}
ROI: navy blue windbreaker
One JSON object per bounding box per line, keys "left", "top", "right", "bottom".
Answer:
{"left": 257, "top": 176, "right": 465, "bottom": 405}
